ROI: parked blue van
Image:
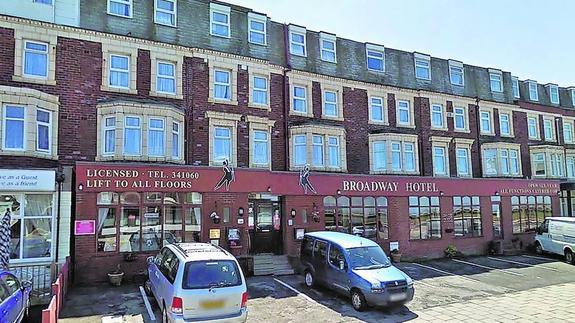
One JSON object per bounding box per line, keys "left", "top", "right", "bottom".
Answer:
{"left": 300, "top": 231, "right": 414, "bottom": 311}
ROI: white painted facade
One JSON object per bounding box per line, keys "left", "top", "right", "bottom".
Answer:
{"left": 0, "top": 0, "right": 79, "bottom": 26}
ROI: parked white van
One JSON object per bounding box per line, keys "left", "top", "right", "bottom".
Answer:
{"left": 534, "top": 217, "right": 575, "bottom": 264}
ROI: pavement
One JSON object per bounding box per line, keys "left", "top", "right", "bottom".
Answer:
{"left": 54, "top": 254, "right": 575, "bottom": 323}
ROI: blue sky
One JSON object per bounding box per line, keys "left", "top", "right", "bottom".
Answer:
{"left": 225, "top": 0, "right": 574, "bottom": 87}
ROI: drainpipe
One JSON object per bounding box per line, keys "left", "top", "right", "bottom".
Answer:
{"left": 475, "top": 97, "right": 482, "bottom": 177}
{"left": 283, "top": 24, "right": 292, "bottom": 171}
{"left": 55, "top": 168, "right": 65, "bottom": 263}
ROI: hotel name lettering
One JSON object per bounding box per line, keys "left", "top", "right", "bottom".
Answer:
{"left": 342, "top": 180, "right": 439, "bottom": 193}
{"left": 85, "top": 169, "right": 200, "bottom": 189}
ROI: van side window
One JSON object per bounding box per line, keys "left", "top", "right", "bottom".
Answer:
{"left": 160, "top": 250, "right": 179, "bottom": 284}
{"left": 301, "top": 237, "right": 314, "bottom": 257}
{"left": 314, "top": 240, "right": 327, "bottom": 263}
{"left": 328, "top": 245, "right": 347, "bottom": 270}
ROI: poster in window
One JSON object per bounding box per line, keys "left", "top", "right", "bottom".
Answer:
{"left": 209, "top": 228, "right": 220, "bottom": 239}
{"left": 75, "top": 220, "right": 96, "bottom": 235}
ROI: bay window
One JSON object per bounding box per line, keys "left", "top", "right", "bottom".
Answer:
{"left": 124, "top": 116, "right": 141, "bottom": 155}
{"left": 531, "top": 147, "right": 565, "bottom": 178}
{"left": 36, "top": 109, "right": 51, "bottom": 153}
{"left": 290, "top": 125, "right": 346, "bottom": 171}
{"left": 372, "top": 141, "right": 386, "bottom": 171}
{"left": 328, "top": 137, "right": 340, "bottom": 168}
{"left": 293, "top": 135, "right": 307, "bottom": 167}
{"left": 103, "top": 117, "right": 116, "bottom": 155}
{"left": 148, "top": 118, "right": 165, "bottom": 157}
{"left": 3, "top": 105, "right": 25, "bottom": 150}
{"left": 532, "top": 153, "right": 546, "bottom": 176}
{"left": 369, "top": 134, "right": 418, "bottom": 174}
{"left": 481, "top": 144, "right": 521, "bottom": 177}
{"left": 312, "top": 135, "right": 324, "bottom": 167}
{"left": 171, "top": 122, "right": 180, "bottom": 159}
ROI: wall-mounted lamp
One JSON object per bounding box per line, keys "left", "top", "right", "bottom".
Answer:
{"left": 495, "top": 191, "right": 500, "bottom": 196}
{"left": 336, "top": 189, "right": 342, "bottom": 195}
{"left": 557, "top": 190, "right": 562, "bottom": 196}
{"left": 77, "top": 183, "right": 84, "bottom": 191}
{"left": 267, "top": 186, "right": 272, "bottom": 193}
{"left": 238, "top": 207, "right": 244, "bottom": 216}
{"left": 439, "top": 191, "right": 445, "bottom": 196}
{"left": 290, "top": 208, "right": 296, "bottom": 218}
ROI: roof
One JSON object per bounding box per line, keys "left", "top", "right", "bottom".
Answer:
{"left": 547, "top": 217, "right": 575, "bottom": 223}
{"left": 168, "top": 243, "right": 234, "bottom": 262}
{"left": 305, "top": 231, "right": 379, "bottom": 249}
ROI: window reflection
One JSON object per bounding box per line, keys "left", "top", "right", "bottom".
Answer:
{"left": 324, "top": 196, "right": 388, "bottom": 241}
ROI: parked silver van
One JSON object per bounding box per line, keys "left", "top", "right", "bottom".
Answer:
{"left": 534, "top": 217, "right": 575, "bottom": 264}
{"left": 300, "top": 231, "right": 414, "bottom": 311}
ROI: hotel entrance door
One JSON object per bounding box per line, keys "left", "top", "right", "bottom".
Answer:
{"left": 249, "top": 195, "right": 282, "bottom": 254}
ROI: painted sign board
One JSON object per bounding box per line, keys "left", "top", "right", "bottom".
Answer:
{"left": 74, "top": 163, "right": 560, "bottom": 197}
{"left": 0, "top": 169, "right": 55, "bottom": 191}
{"left": 75, "top": 220, "right": 96, "bottom": 235}
{"left": 209, "top": 229, "right": 221, "bottom": 239}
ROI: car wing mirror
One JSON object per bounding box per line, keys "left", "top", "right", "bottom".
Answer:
{"left": 21, "top": 280, "right": 32, "bottom": 290}
{"left": 147, "top": 256, "right": 155, "bottom": 265}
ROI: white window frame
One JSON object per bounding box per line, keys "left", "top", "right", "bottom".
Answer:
{"left": 432, "top": 146, "right": 448, "bottom": 176}
{"left": 171, "top": 122, "right": 181, "bottom": 159}
{"left": 567, "top": 155, "right": 575, "bottom": 179}
{"left": 23, "top": 40, "right": 49, "bottom": 79}
{"left": 35, "top": 109, "right": 52, "bottom": 153}
{"left": 312, "top": 135, "right": 324, "bottom": 167}
{"left": 123, "top": 116, "right": 141, "bottom": 156}
{"left": 456, "top": 147, "right": 470, "bottom": 177}
{"left": 571, "top": 88, "right": 575, "bottom": 107}
{"left": 564, "top": 121, "right": 574, "bottom": 144}
{"left": 156, "top": 60, "right": 176, "bottom": 94}
{"left": 108, "top": 54, "right": 130, "bottom": 89}
{"left": 499, "top": 112, "right": 511, "bottom": 136}
{"left": 454, "top": 107, "right": 466, "bottom": 131}
{"left": 489, "top": 71, "right": 503, "bottom": 93}
{"left": 213, "top": 126, "right": 232, "bottom": 164}
{"left": 403, "top": 142, "right": 416, "bottom": 172}
{"left": 391, "top": 142, "right": 402, "bottom": 171}
{"left": 430, "top": 104, "right": 444, "bottom": 129}
{"left": 33, "top": 0, "right": 53, "bottom": 4}
{"left": 148, "top": 118, "right": 165, "bottom": 157}
{"left": 210, "top": 3, "right": 231, "bottom": 38}
{"left": 107, "top": 0, "right": 133, "bottom": 18}
{"left": 252, "top": 75, "right": 268, "bottom": 106}
{"left": 544, "top": 119, "right": 554, "bottom": 141}
{"left": 327, "top": 136, "right": 340, "bottom": 168}
{"left": 366, "top": 44, "right": 385, "bottom": 72}
{"left": 548, "top": 84, "right": 560, "bottom": 104}
{"left": 213, "top": 69, "right": 232, "bottom": 101}
{"left": 551, "top": 153, "right": 565, "bottom": 177}
{"left": 289, "top": 25, "right": 307, "bottom": 57}
{"left": 449, "top": 60, "right": 464, "bottom": 86}
{"left": 397, "top": 100, "right": 411, "bottom": 126}
{"left": 3, "top": 105, "right": 26, "bottom": 151}
{"left": 154, "top": 0, "right": 177, "bottom": 27}
{"left": 319, "top": 33, "right": 337, "bottom": 63}
{"left": 370, "top": 96, "right": 385, "bottom": 123}
{"left": 414, "top": 54, "right": 431, "bottom": 80}
{"left": 248, "top": 13, "right": 267, "bottom": 46}
{"left": 293, "top": 134, "right": 307, "bottom": 167}
{"left": 480, "top": 110, "right": 492, "bottom": 134}
{"left": 528, "top": 81, "right": 539, "bottom": 101}
{"left": 482, "top": 146, "right": 522, "bottom": 177}
{"left": 323, "top": 90, "right": 338, "bottom": 118}
{"left": 102, "top": 116, "right": 116, "bottom": 156}
{"left": 527, "top": 116, "right": 539, "bottom": 140}
{"left": 292, "top": 85, "right": 308, "bottom": 114}
{"left": 252, "top": 130, "right": 269, "bottom": 166}
{"left": 372, "top": 140, "right": 387, "bottom": 171}
{"left": 532, "top": 152, "right": 546, "bottom": 177}
{"left": 512, "top": 76, "right": 520, "bottom": 98}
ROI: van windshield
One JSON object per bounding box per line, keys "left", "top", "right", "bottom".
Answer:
{"left": 347, "top": 246, "right": 391, "bottom": 270}
{"left": 182, "top": 260, "right": 242, "bottom": 289}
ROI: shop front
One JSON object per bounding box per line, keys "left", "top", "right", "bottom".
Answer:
{"left": 74, "top": 162, "right": 561, "bottom": 283}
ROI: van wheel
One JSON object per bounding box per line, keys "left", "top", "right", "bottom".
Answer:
{"left": 566, "top": 250, "right": 575, "bottom": 265}
{"left": 304, "top": 270, "right": 315, "bottom": 288}
{"left": 534, "top": 242, "right": 543, "bottom": 255}
{"left": 350, "top": 289, "right": 367, "bottom": 312}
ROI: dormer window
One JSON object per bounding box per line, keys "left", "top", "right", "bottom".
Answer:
{"left": 512, "top": 76, "right": 519, "bottom": 98}
{"left": 210, "top": 3, "right": 231, "bottom": 38}
{"left": 248, "top": 12, "right": 267, "bottom": 45}
{"left": 414, "top": 53, "right": 431, "bottom": 80}
{"left": 489, "top": 70, "right": 503, "bottom": 93}
{"left": 289, "top": 25, "right": 307, "bottom": 57}
{"left": 449, "top": 60, "right": 464, "bottom": 86}
{"left": 319, "top": 33, "right": 337, "bottom": 63}
{"left": 366, "top": 44, "right": 385, "bottom": 72}
{"left": 528, "top": 80, "right": 539, "bottom": 101}
{"left": 547, "top": 84, "right": 559, "bottom": 104}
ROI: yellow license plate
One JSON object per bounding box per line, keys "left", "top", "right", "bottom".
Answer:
{"left": 200, "top": 300, "right": 225, "bottom": 309}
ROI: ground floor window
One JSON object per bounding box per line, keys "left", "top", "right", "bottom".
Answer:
{"left": 491, "top": 196, "right": 502, "bottom": 238}
{"left": 409, "top": 196, "right": 441, "bottom": 240}
{"left": 96, "top": 192, "right": 202, "bottom": 253}
{"left": 511, "top": 195, "right": 551, "bottom": 233}
{"left": 323, "top": 196, "right": 388, "bottom": 240}
{"left": 453, "top": 196, "right": 482, "bottom": 237}
{"left": 0, "top": 193, "right": 54, "bottom": 261}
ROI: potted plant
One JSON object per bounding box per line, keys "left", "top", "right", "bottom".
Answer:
{"left": 107, "top": 264, "right": 124, "bottom": 286}
{"left": 390, "top": 249, "right": 401, "bottom": 263}
{"left": 444, "top": 245, "right": 458, "bottom": 258}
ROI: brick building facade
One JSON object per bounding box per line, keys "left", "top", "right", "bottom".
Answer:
{"left": 0, "top": 0, "right": 573, "bottom": 285}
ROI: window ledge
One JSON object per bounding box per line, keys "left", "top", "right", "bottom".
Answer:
{"left": 0, "top": 150, "right": 58, "bottom": 160}
{"left": 290, "top": 52, "right": 307, "bottom": 58}
{"left": 289, "top": 110, "right": 314, "bottom": 118}
{"left": 107, "top": 12, "right": 133, "bottom": 19}
{"left": 96, "top": 156, "right": 185, "bottom": 164}
{"left": 368, "top": 120, "right": 389, "bottom": 126}
{"left": 101, "top": 85, "right": 138, "bottom": 95}
{"left": 12, "top": 75, "right": 56, "bottom": 86}
{"left": 155, "top": 22, "right": 177, "bottom": 28}
{"left": 480, "top": 132, "right": 495, "bottom": 136}
{"left": 149, "top": 91, "right": 183, "bottom": 100}
{"left": 430, "top": 126, "right": 449, "bottom": 131}
{"left": 396, "top": 123, "right": 416, "bottom": 129}
{"left": 208, "top": 97, "right": 238, "bottom": 106}
{"left": 501, "top": 134, "right": 515, "bottom": 138}
{"left": 248, "top": 103, "right": 271, "bottom": 111}
{"left": 454, "top": 129, "right": 471, "bottom": 134}
{"left": 322, "top": 115, "right": 344, "bottom": 122}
